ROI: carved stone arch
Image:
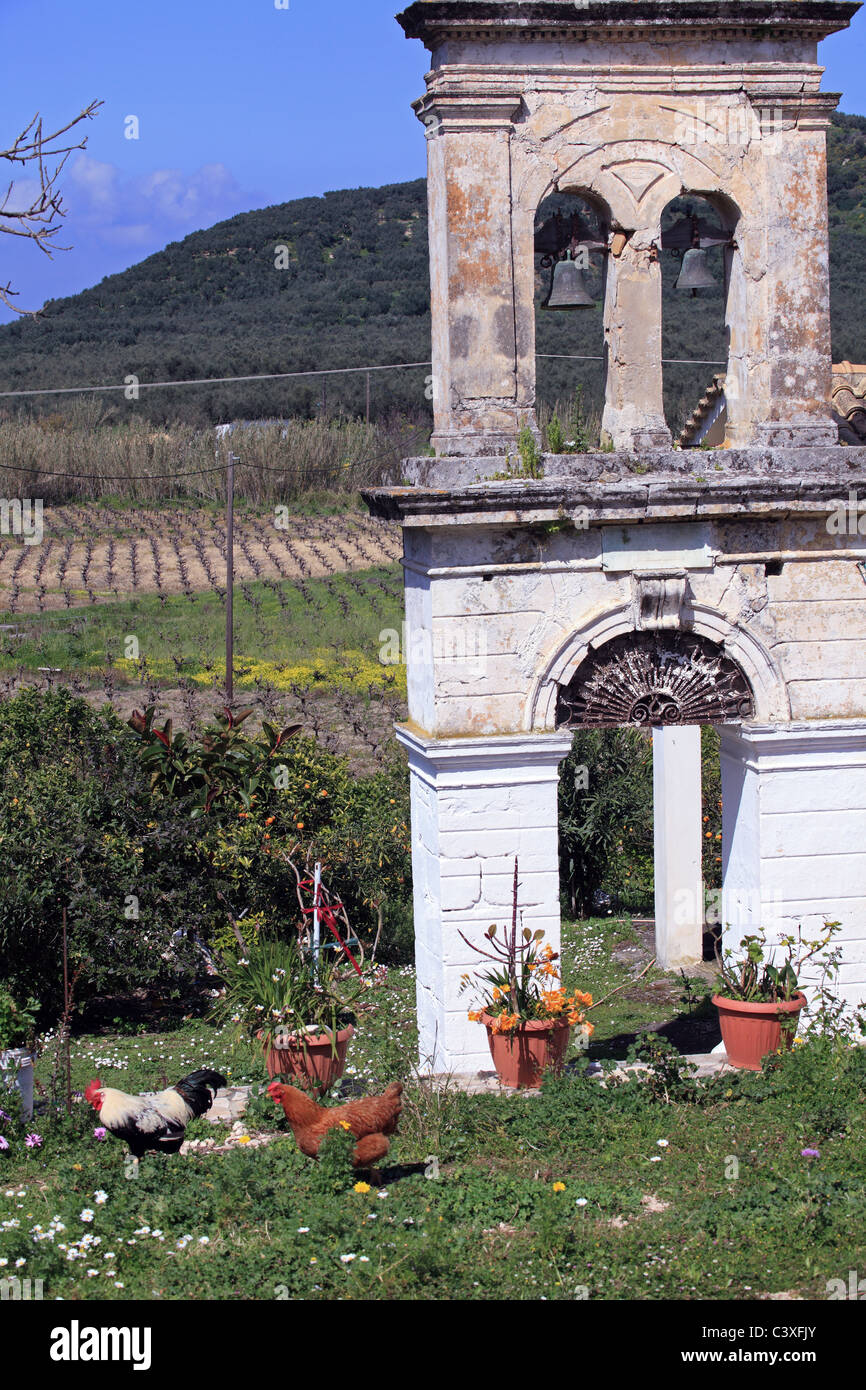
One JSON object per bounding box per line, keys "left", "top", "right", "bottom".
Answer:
{"left": 516, "top": 98, "right": 761, "bottom": 209}
{"left": 519, "top": 138, "right": 755, "bottom": 237}
{"left": 525, "top": 603, "right": 790, "bottom": 730}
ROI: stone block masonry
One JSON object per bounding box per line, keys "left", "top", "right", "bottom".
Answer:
{"left": 397, "top": 726, "right": 573, "bottom": 1072}
{"left": 368, "top": 459, "right": 866, "bottom": 1066}
{"left": 721, "top": 722, "right": 866, "bottom": 1015}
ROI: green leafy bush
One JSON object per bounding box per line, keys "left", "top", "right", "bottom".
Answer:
{"left": 558, "top": 727, "right": 654, "bottom": 917}
{"left": 0, "top": 688, "right": 413, "bottom": 1026}
{"left": 0, "top": 988, "right": 39, "bottom": 1050}
{"left": 0, "top": 689, "right": 211, "bottom": 1017}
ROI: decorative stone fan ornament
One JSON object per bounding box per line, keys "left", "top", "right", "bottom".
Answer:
{"left": 556, "top": 631, "right": 755, "bottom": 728}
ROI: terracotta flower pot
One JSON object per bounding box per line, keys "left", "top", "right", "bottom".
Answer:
{"left": 712, "top": 993, "right": 806, "bottom": 1071}
{"left": 259, "top": 1024, "right": 354, "bottom": 1094}
{"left": 480, "top": 1013, "right": 572, "bottom": 1090}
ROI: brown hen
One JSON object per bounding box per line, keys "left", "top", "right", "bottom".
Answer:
{"left": 267, "top": 1080, "right": 403, "bottom": 1168}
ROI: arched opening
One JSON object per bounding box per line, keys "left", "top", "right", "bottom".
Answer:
{"left": 533, "top": 188, "right": 610, "bottom": 451}
{"left": 553, "top": 629, "right": 754, "bottom": 995}
{"left": 659, "top": 193, "right": 739, "bottom": 446}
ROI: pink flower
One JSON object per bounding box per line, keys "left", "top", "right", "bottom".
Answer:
{"left": 0, "top": 1137, "right": 9, "bottom": 1151}
{"left": 801, "top": 1147, "right": 821, "bottom": 1159}
{"left": 93, "top": 1128, "right": 107, "bottom": 1141}
{"left": 24, "top": 1134, "right": 42, "bottom": 1149}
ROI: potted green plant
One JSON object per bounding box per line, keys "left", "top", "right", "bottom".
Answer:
{"left": 712, "top": 928, "right": 827, "bottom": 1070}
{"left": 0, "top": 989, "right": 39, "bottom": 1120}
{"left": 216, "top": 938, "right": 360, "bottom": 1094}
{"left": 461, "top": 861, "right": 594, "bottom": 1089}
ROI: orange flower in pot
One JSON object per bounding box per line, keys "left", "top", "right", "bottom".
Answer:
{"left": 461, "top": 859, "right": 594, "bottom": 1089}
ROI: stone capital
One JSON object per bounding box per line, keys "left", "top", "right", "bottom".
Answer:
{"left": 413, "top": 88, "right": 524, "bottom": 134}
{"left": 748, "top": 88, "right": 842, "bottom": 131}
{"left": 395, "top": 725, "right": 574, "bottom": 784}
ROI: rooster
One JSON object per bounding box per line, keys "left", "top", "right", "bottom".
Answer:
{"left": 85, "top": 1070, "right": 227, "bottom": 1168}
{"left": 268, "top": 1080, "right": 402, "bottom": 1170}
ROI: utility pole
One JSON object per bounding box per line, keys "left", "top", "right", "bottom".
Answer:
{"left": 62, "top": 906, "right": 71, "bottom": 1116}
{"left": 226, "top": 451, "right": 237, "bottom": 708}
{"left": 366, "top": 371, "right": 371, "bottom": 424}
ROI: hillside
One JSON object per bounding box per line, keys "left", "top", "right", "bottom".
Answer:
{"left": 0, "top": 113, "right": 864, "bottom": 430}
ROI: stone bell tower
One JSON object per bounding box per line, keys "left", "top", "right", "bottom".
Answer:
{"left": 400, "top": 0, "right": 857, "bottom": 456}
{"left": 363, "top": 0, "right": 866, "bottom": 1075}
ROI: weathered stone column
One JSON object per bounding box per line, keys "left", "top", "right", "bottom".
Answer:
{"left": 653, "top": 726, "right": 704, "bottom": 970}
{"left": 602, "top": 235, "right": 672, "bottom": 451}
{"left": 720, "top": 722, "right": 866, "bottom": 1015}
{"left": 741, "top": 96, "right": 840, "bottom": 447}
{"left": 396, "top": 727, "right": 573, "bottom": 1073}
{"left": 415, "top": 89, "right": 525, "bottom": 456}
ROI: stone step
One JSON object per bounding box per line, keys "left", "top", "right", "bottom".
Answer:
{"left": 424, "top": 1050, "right": 731, "bottom": 1095}
{"left": 208, "top": 1084, "right": 253, "bottom": 1122}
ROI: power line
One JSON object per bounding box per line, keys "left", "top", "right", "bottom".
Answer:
{"left": 538, "top": 354, "right": 726, "bottom": 366}
{"left": 0, "top": 353, "right": 726, "bottom": 401}
{"left": 0, "top": 361, "right": 435, "bottom": 401}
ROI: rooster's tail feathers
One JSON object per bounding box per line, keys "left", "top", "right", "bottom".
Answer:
{"left": 173, "top": 1069, "right": 227, "bottom": 1117}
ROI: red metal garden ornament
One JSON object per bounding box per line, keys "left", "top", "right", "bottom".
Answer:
{"left": 299, "top": 878, "right": 364, "bottom": 979}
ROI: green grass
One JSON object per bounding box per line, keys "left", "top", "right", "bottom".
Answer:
{"left": 0, "top": 565, "right": 404, "bottom": 693}
{"left": 2, "top": 920, "right": 864, "bottom": 1301}
{"left": 560, "top": 916, "right": 707, "bottom": 1057}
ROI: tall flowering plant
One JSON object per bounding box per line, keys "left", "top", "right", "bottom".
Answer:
{"left": 459, "top": 860, "right": 593, "bottom": 1037}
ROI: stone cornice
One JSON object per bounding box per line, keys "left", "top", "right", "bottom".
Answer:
{"left": 363, "top": 462, "right": 866, "bottom": 526}
{"left": 424, "top": 65, "right": 830, "bottom": 94}
{"left": 397, "top": 1, "right": 860, "bottom": 49}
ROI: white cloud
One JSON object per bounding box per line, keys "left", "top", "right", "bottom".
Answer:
{"left": 0, "top": 176, "right": 43, "bottom": 216}
{"left": 0, "top": 153, "right": 259, "bottom": 319}
{"left": 64, "top": 154, "right": 254, "bottom": 244}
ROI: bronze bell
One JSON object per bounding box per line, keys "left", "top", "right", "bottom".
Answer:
{"left": 542, "top": 257, "right": 596, "bottom": 309}
{"left": 675, "top": 246, "right": 717, "bottom": 294}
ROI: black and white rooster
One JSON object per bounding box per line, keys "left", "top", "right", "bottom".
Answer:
{"left": 85, "top": 1069, "right": 227, "bottom": 1168}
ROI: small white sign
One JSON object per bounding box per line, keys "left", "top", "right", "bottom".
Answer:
{"left": 601, "top": 522, "right": 713, "bottom": 571}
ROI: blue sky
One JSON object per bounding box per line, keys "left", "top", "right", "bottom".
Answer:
{"left": 1, "top": 0, "right": 864, "bottom": 322}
